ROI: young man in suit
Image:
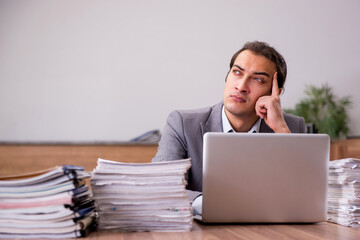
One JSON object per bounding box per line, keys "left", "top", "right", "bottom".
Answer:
{"left": 152, "top": 41, "right": 306, "bottom": 213}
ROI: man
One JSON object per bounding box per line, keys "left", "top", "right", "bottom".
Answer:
{"left": 152, "top": 41, "right": 306, "bottom": 211}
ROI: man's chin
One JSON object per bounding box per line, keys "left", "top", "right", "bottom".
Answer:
{"left": 224, "top": 105, "right": 254, "bottom": 118}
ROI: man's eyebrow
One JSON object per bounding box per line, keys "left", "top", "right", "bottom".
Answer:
{"left": 233, "top": 64, "right": 270, "bottom": 78}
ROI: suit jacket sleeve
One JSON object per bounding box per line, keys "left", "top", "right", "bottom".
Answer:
{"left": 283, "top": 113, "right": 307, "bottom": 133}
{"left": 152, "top": 111, "right": 203, "bottom": 201}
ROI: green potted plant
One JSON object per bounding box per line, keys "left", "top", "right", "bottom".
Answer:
{"left": 285, "top": 84, "right": 351, "bottom": 140}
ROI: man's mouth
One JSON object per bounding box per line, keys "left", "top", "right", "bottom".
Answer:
{"left": 230, "top": 95, "right": 246, "bottom": 103}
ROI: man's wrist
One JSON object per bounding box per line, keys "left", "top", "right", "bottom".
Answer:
{"left": 273, "top": 123, "right": 290, "bottom": 133}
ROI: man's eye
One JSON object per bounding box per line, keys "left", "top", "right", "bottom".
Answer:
{"left": 233, "top": 70, "right": 241, "bottom": 75}
{"left": 255, "top": 78, "right": 264, "bottom": 83}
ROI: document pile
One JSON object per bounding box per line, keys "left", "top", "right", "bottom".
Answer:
{"left": 91, "top": 158, "right": 193, "bottom": 232}
{"left": 0, "top": 165, "right": 96, "bottom": 238}
{"left": 328, "top": 158, "right": 360, "bottom": 227}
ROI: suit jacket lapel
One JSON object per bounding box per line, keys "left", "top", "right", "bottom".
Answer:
{"left": 259, "top": 119, "right": 274, "bottom": 133}
{"left": 200, "top": 102, "right": 223, "bottom": 136}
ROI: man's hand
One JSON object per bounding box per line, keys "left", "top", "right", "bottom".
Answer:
{"left": 255, "top": 72, "right": 290, "bottom": 133}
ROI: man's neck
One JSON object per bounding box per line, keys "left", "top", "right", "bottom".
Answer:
{"left": 224, "top": 109, "right": 260, "bottom": 132}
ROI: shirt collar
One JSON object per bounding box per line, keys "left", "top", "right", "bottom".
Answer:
{"left": 222, "top": 106, "right": 261, "bottom": 133}
{"left": 248, "top": 117, "right": 261, "bottom": 133}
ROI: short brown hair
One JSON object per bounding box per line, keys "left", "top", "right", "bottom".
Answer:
{"left": 228, "top": 41, "right": 287, "bottom": 89}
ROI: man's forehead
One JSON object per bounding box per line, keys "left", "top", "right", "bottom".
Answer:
{"left": 234, "top": 50, "right": 276, "bottom": 74}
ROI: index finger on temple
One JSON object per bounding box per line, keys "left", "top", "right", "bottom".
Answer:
{"left": 271, "top": 72, "right": 280, "bottom": 96}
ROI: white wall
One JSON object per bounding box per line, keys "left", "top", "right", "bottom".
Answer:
{"left": 0, "top": 0, "right": 359, "bottom": 142}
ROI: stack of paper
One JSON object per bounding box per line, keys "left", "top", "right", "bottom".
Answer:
{"left": 91, "top": 158, "right": 193, "bottom": 232}
{"left": 328, "top": 158, "right": 360, "bottom": 227}
{"left": 0, "top": 165, "right": 96, "bottom": 238}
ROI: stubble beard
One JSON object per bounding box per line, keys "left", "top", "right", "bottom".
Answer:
{"left": 224, "top": 101, "right": 256, "bottom": 120}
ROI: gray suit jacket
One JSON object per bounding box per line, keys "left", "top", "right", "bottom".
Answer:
{"left": 152, "top": 102, "right": 306, "bottom": 197}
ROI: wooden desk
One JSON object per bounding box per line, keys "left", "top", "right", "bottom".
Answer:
{"left": 1, "top": 144, "right": 360, "bottom": 239}
{"left": 85, "top": 221, "right": 360, "bottom": 240}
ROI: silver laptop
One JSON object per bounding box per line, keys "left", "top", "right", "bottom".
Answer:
{"left": 201, "top": 132, "right": 330, "bottom": 223}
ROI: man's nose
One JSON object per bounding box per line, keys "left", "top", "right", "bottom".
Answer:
{"left": 235, "top": 77, "right": 250, "bottom": 93}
